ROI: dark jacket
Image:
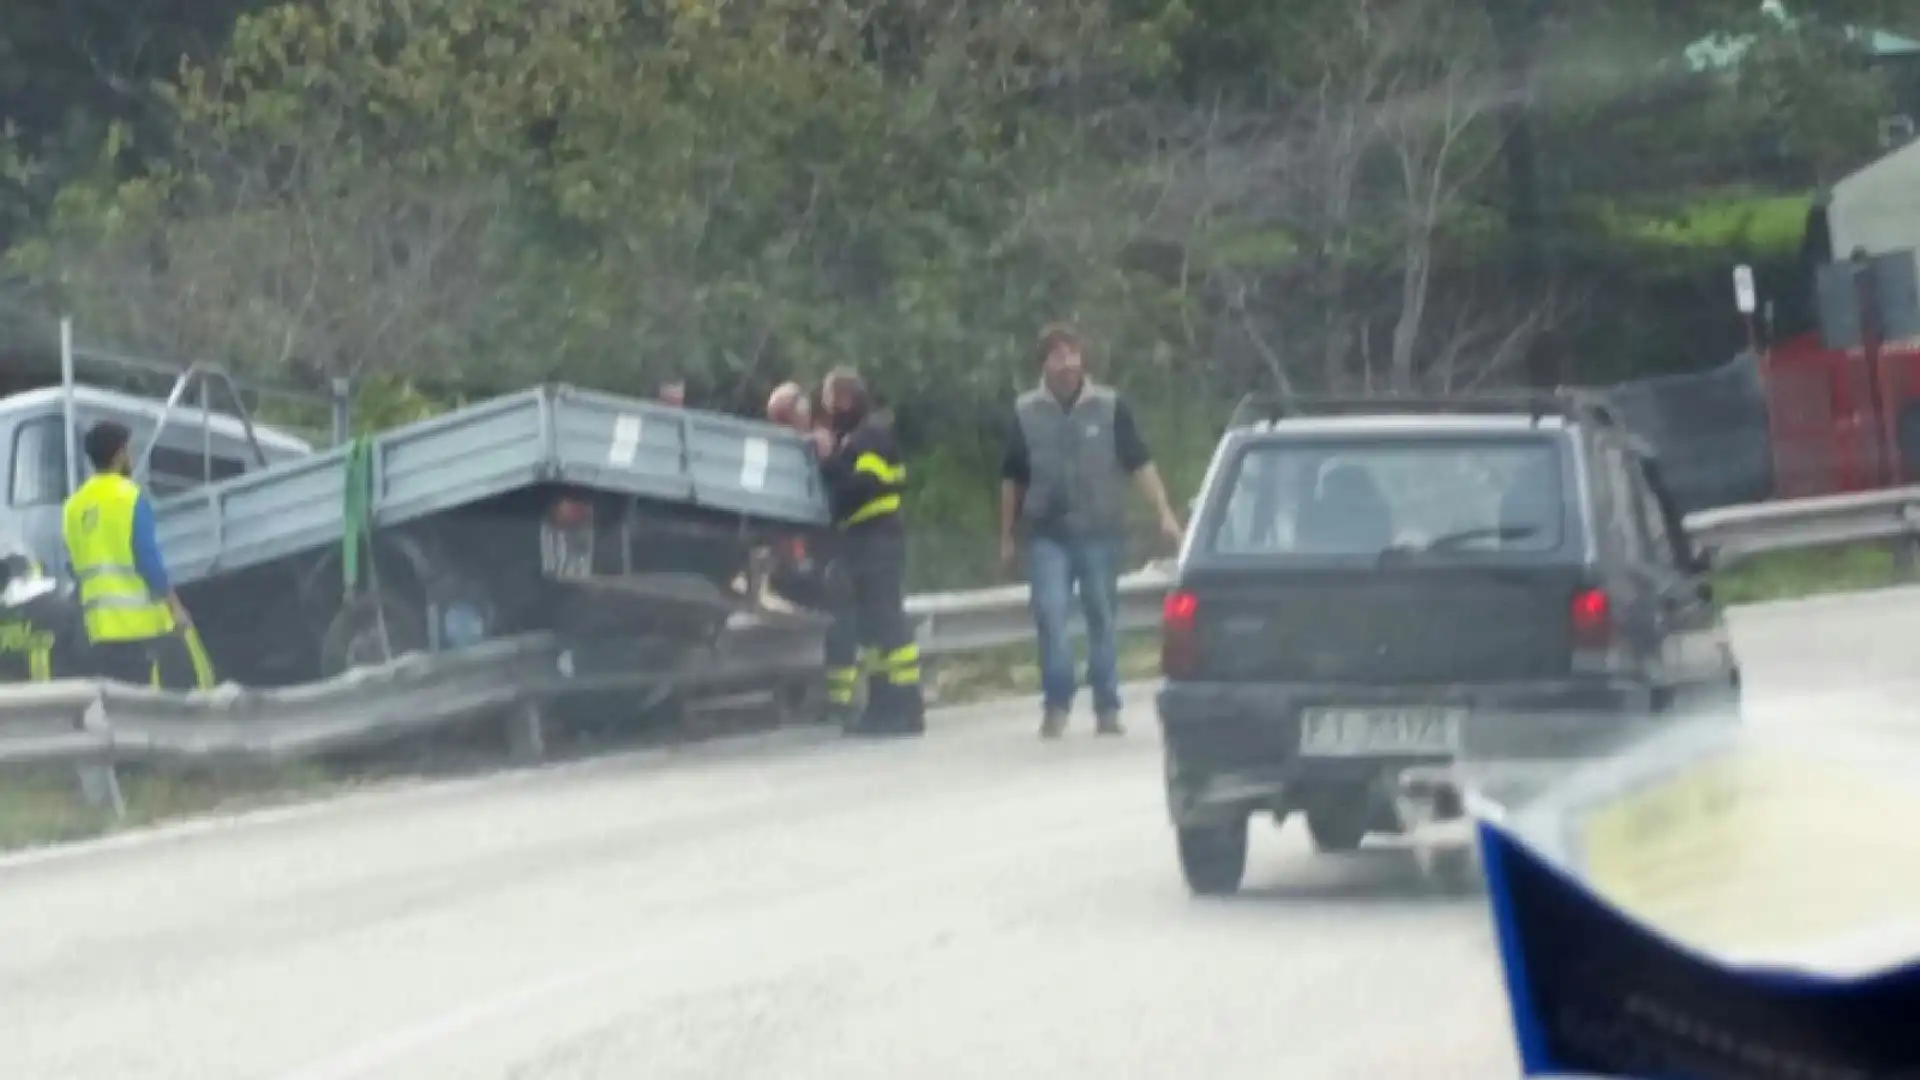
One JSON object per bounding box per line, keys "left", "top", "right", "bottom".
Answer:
{"left": 821, "top": 418, "right": 908, "bottom": 533}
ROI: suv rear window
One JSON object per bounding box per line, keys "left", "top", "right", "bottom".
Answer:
{"left": 1207, "top": 436, "right": 1568, "bottom": 557}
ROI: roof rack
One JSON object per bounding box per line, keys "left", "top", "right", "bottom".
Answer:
{"left": 1226, "top": 388, "right": 1621, "bottom": 431}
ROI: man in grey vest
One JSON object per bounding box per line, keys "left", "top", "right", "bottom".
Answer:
{"left": 999, "top": 324, "right": 1184, "bottom": 738}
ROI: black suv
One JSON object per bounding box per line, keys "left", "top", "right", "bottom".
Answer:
{"left": 1156, "top": 392, "right": 1742, "bottom": 895}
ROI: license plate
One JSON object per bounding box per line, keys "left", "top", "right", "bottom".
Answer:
{"left": 1298, "top": 707, "right": 1466, "bottom": 757}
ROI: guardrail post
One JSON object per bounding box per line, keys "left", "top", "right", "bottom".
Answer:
{"left": 915, "top": 617, "right": 940, "bottom": 705}
{"left": 1897, "top": 538, "right": 1920, "bottom": 581}
{"left": 506, "top": 700, "right": 547, "bottom": 765}
{"left": 1897, "top": 506, "right": 1920, "bottom": 581}
{"left": 73, "top": 700, "right": 125, "bottom": 820}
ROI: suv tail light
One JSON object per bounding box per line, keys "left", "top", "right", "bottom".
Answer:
{"left": 1568, "top": 586, "right": 1618, "bottom": 675}
{"left": 1162, "top": 589, "right": 1200, "bottom": 679}
{"left": 1569, "top": 586, "right": 1611, "bottom": 648}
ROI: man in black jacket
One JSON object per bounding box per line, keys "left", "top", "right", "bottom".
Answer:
{"left": 818, "top": 368, "right": 924, "bottom": 737}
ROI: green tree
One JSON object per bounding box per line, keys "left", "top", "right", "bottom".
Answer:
{"left": 13, "top": 0, "right": 1195, "bottom": 401}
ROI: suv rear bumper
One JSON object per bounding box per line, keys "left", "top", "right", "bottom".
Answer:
{"left": 1156, "top": 678, "right": 1656, "bottom": 826}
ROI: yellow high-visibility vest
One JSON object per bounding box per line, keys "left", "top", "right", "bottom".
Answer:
{"left": 62, "top": 473, "right": 176, "bottom": 643}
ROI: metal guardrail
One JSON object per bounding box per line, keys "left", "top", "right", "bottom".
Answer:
{"left": 0, "top": 614, "right": 829, "bottom": 816}
{"left": 903, "top": 483, "right": 1920, "bottom": 659}
{"left": 99, "top": 635, "right": 557, "bottom": 765}
{"left": 5, "top": 485, "right": 1919, "bottom": 814}
{"left": 906, "top": 563, "right": 1172, "bottom": 656}
{"left": 1684, "top": 484, "right": 1920, "bottom": 563}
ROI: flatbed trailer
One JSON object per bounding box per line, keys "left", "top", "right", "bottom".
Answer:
{"left": 167, "top": 383, "right": 830, "bottom": 689}
{"left": 6, "top": 324, "right": 832, "bottom": 701}
{"left": 155, "top": 383, "right": 827, "bottom": 586}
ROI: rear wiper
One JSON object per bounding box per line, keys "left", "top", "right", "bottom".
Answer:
{"left": 1426, "top": 525, "right": 1538, "bottom": 551}
{"left": 1375, "top": 525, "right": 1539, "bottom": 565}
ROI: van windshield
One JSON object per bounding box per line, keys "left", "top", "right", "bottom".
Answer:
{"left": 1206, "top": 436, "right": 1568, "bottom": 558}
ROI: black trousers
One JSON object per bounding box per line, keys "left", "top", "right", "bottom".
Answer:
{"left": 823, "top": 527, "right": 923, "bottom": 732}
{"left": 94, "top": 631, "right": 203, "bottom": 691}
{"left": 0, "top": 649, "right": 45, "bottom": 682}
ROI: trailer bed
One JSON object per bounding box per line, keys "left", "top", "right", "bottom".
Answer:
{"left": 153, "top": 384, "right": 828, "bottom": 585}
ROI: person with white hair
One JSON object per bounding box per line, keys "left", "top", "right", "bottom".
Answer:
{"left": 765, "top": 381, "right": 812, "bottom": 434}
{"left": 756, "top": 379, "right": 843, "bottom": 619}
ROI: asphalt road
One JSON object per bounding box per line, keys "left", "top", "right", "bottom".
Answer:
{"left": 2, "top": 588, "right": 1914, "bottom": 1080}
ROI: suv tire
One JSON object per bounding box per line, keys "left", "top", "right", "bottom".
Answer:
{"left": 1306, "top": 800, "right": 1369, "bottom": 853}
{"left": 1177, "top": 819, "right": 1248, "bottom": 896}
{"left": 1431, "top": 847, "right": 1480, "bottom": 895}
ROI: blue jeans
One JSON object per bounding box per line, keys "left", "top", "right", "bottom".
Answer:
{"left": 1027, "top": 535, "right": 1122, "bottom": 714}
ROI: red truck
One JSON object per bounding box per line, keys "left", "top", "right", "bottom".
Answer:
{"left": 1762, "top": 331, "right": 1920, "bottom": 497}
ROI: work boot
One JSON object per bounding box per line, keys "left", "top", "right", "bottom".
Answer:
{"left": 861, "top": 683, "right": 925, "bottom": 738}
{"left": 1095, "top": 710, "right": 1125, "bottom": 737}
{"left": 881, "top": 713, "right": 927, "bottom": 738}
{"left": 1040, "top": 707, "right": 1069, "bottom": 740}
{"left": 827, "top": 701, "right": 863, "bottom": 735}
{"left": 847, "top": 711, "right": 918, "bottom": 737}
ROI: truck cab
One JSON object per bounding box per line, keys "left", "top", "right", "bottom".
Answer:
{"left": 0, "top": 384, "right": 313, "bottom": 577}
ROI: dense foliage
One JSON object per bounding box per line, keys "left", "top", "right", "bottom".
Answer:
{"left": 3, "top": 0, "right": 1917, "bottom": 584}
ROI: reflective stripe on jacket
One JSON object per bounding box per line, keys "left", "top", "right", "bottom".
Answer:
{"left": 62, "top": 474, "right": 176, "bottom": 643}
{"left": 823, "top": 419, "right": 907, "bottom": 530}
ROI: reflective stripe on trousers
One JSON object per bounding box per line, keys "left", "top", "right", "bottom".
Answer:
{"left": 825, "top": 664, "right": 860, "bottom": 705}
{"left": 861, "top": 643, "right": 920, "bottom": 687}
{"left": 158, "top": 625, "right": 218, "bottom": 691}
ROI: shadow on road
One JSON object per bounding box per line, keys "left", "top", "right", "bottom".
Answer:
{"left": 1227, "top": 843, "right": 1486, "bottom": 908}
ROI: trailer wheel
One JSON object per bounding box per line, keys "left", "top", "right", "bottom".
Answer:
{"left": 322, "top": 592, "right": 429, "bottom": 676}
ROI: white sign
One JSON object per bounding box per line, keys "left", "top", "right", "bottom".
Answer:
{"left": 607, "top": 415, "right": 642, "bottom": 466}
{"left": 1733, "top": 264, "right": 1756, "bottom": 315}
{"left": 740, "top": 436, "right": 769, "bottom": 491}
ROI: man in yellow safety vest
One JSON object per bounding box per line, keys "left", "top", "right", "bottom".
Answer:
{"left": 61, "top": 421, "right": 216, "bottom": 690}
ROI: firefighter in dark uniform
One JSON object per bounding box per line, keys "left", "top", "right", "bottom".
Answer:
{"left": 818, "top": 368, "right": 924, "bottom": 736}
{"left": 0, "top": 537, "right": 86, "bottom": 683}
